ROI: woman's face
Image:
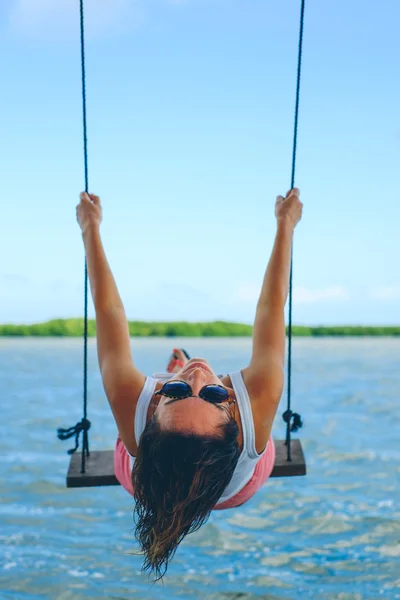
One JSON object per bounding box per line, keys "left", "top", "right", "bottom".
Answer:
{"left": 154, "top": 358, "right": 235, "bottom": 435}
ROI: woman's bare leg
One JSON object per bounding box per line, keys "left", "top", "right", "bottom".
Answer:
{"left": 166, "top": 348, "right": 190, "bottom": 373}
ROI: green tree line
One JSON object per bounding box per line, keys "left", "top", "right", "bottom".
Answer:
{"left": 0, "top": 319, "right": 399, "bottom": 337}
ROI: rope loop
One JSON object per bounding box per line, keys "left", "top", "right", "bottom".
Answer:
{"left": 57, "top": 418, "right": 91, "bottom": 455}
{"left": 282, "top": 410, "right": 303, "bottom": 433}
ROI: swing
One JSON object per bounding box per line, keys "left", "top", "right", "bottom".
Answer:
{"left": 58, "top": 0, "right": 307, "bottom": 488}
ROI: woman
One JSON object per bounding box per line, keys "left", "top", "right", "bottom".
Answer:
{"left": 76, "top": 188, "right": 303, "bottom": 580}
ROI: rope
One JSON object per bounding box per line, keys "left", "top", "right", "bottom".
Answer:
{"left": 283, "top": 0, "right": 306, "bottom": 461}
{"left": 57, "top": 0, "right": 91, "bottom": 473}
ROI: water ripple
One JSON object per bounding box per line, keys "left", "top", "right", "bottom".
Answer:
{"left": 1, "top": 338, "right": 399, "bottom": 600}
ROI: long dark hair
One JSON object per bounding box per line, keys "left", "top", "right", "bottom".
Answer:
{"left": 131, "top": 413, "right": 240, "bottom": 581}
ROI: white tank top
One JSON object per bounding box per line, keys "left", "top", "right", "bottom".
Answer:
{"left": 129, "top": 371, "right": 267, "bottom": 505}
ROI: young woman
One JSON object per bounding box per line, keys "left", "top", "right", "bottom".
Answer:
{"left": 76, "top": 188, "right": 303, "bottom": 580}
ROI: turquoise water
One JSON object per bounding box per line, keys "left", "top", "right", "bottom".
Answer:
{"left": 1, "top": 337, "right": 399, "bottom": 600}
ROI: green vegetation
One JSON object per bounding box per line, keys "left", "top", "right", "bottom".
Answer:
{"left": 0, "top": 319, "right": 399, "bottom": 337}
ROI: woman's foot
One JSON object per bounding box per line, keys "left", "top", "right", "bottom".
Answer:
{"left": 166, "top": 348, "right": 190, "bottom": 373}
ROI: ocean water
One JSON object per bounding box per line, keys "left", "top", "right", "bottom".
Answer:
{"left": 0, "top": 337, "right": 399, "bottom": 600}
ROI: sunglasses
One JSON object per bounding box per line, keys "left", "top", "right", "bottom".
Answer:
{"left": 154, "top": 380, "right": 236, "bottom": 406}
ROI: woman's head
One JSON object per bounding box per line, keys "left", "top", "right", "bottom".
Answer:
{"left": 131, "top": 358, "right": 240, "bottom": 581}
{"left": 154, "top": 357, "right": 236, "bottom": 435}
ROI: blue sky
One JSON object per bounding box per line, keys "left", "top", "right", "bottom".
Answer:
{"left": 0, "top": 0, "right": 399, "bottom": 326}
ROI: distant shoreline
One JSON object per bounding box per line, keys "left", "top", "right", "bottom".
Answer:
{"left": 0, "top": 319, "right": 399, "bottom": 337}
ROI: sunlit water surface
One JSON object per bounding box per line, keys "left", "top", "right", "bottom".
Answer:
{"left": 1, "top": 337, "right": 399, "bottom": 600}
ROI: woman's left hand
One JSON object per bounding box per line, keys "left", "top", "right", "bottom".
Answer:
{"left": 76, "top": 192, "right": 103, "bottom": 234}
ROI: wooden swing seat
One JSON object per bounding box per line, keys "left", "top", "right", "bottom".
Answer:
{"left": 65, "top": 439, "right": 306, "bottom": 488}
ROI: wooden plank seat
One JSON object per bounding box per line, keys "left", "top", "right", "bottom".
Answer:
{"left": 65, "top": 439, "right": 306, "bottom": 488}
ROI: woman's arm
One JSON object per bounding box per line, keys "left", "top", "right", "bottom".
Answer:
{"left": 243, "top": 190, "right": 303, "bottom": 418}
{"left": 251, "top": 218, "right": 294, "bottom": 369}
{"left": 78, "top": 195, "right": 138, "bottom": 374}
{"left": 77, "top": 193, "right": 146, "bottom": 453}
{"left": 82, "top": 225, "right": 125, "bottom": 312}
{"left": 76, "top": 191, "right": 124, "bottom": 312}
{"left": 82, "top": 224, "right": 135, "bottom": 376}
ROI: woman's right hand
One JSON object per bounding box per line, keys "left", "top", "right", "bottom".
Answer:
{"left": 76, "top": 192, "right": 103, "bottom": 234}
{"left": 275, "top": 188, "right": 303, "bottom": 229}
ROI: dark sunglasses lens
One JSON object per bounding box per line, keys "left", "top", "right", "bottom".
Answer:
{"left": 201, "top": 385, "right": 229, "bottom": 404}
{"left": 162, "top": 381, "right": 190, "bottom": 398}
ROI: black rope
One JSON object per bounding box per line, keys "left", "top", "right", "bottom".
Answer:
{"left": 284, "top": 0, "right": 306, "bottom": 461}
{"left": 57, "top": 0, "right": 91, "bottom": 473}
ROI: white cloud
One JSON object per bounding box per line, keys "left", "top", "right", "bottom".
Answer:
{"left": 0, "top": 273, "right": 33, "bottom": 297}
{"left": 231, "top": 283, "right": 350, "bottom": 305}
{"left": 370, "top": 285, "right": 400, "bottom": 301}
{"left": 0, "top": 273, "right": 31, "bottom": 286}
{"left": 234, "top": 282, "right": 260, "bottom": 303}
{"left": 294, "top": 286, "right": 350, "bottom": 304}
{"left": 8, "top": 0, "right": 144, "bottom": 40}
{"left": 7, "top": 0, "right": 190, "bottom": 40}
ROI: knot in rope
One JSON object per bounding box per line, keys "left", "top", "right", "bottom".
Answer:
{"left": 57, "top": 418, "right": 91, "bottom": 455}
{"left": 282, "top": 410, "right": 303, "bottom": 432}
